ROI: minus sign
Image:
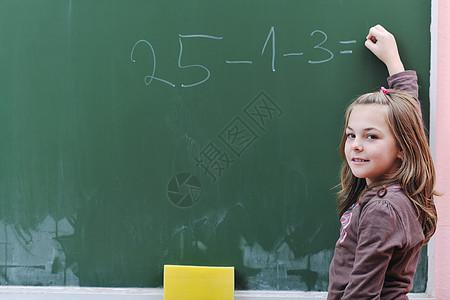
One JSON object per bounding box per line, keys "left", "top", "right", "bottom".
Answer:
{"left": 226, "top": 61, "right": 253, "bottom": 64}
{"left": 283, "top": 53, "right": 304, "bottom": 56}
{"left": 340, "top": 50, "right": 353, "bottom": 54}
{"left": 339, "top": 40, "right": 357, "bottom": 44}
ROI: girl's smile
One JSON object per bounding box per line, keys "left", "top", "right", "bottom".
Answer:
{"left": 344, "top": 104, "right": 403, "bottom": 185}
{"left": 351, "top": 158, "right": 369, "bottom": 163}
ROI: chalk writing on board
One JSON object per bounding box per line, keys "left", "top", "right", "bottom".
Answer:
{"left": 226, "top": 60, "right": 253, "bottom": 64}
{"left": 178, "top": 34, "right": 224, "bottom": 87}
{"left": 130, "top": 28, "right": 357, "bottom": 88}
{"left": 308, "top": 30, "right": 334, "bottom": 64}
{"left": 339, "top": 40, "right": 357, "bottom": 54}
{"left": 130, "top": 40, "right": 176, "bottom": 87}
{"left": 261, "top": 26, "right": 276, "bottom": 72}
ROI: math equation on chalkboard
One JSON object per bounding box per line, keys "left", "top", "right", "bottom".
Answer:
{"left": 130, "top": 27, "right": 357, "bottom": 88}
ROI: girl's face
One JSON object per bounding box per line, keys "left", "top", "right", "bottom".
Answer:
{"left": 344, "top": 104, "right": 402, "bottom": 186}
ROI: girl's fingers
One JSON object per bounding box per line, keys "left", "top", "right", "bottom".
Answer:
{"left": 366, "top": 24, "right": 390, "bottom": 42}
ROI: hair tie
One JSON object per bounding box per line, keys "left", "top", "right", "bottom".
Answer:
{"left": 377, "top": 186, "right": 388, "bottom": 198}
{"left": 381, "top": 86, "right": 388, "bottom": 95}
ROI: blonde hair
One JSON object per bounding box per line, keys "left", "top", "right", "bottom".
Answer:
{"left": 337, "top": 89, "right": 438, "bottom": 244}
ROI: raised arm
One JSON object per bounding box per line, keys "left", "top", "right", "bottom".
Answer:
{"left": 365, "top": 24, "right": 419, "bottom": 100}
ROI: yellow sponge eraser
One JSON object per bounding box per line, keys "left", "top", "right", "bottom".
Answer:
{"left": 164, "top": 265, "right": 234, "bottom": 300}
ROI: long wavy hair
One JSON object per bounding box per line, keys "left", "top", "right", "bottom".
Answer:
{"left": 337, "top": 89, "right": 438, "bottom": 244}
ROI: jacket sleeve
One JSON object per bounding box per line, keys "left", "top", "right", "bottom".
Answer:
{"left": 387, "top": 70, "right": 418, "bottom": 99}
{"left": 342, "top": 200, "right": 406, "bottom": 299}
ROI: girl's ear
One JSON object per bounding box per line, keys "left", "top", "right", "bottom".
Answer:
{"left": 397, "top": 148, "right": 404, "bottom": 160}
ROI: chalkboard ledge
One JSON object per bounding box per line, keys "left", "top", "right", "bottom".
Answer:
{"left": 0, "top": 287, "right": 434, "bottom": 300}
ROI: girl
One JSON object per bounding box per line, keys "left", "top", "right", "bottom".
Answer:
{"left": 327, "top": 25, "right": 438, "bottom": 299}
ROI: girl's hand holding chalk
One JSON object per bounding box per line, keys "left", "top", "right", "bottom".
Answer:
{"left": 365, "top": 24, "right": 405, "bottom": 76}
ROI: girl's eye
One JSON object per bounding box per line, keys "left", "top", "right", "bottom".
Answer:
{"left": 367, "top": 134, "right": 378, "bottom": 140}
{"left": 346, "top": 133, "right": 355, "bottom": 139}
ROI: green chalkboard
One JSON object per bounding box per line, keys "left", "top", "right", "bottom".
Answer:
{"left": 0, "top": 0, "right": 430, "bottom": 291}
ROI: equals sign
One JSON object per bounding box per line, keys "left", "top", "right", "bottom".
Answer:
{"left": 339, "top": 40, "right": 356, "bottom": 54}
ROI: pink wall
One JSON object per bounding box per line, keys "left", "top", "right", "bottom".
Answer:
{"left": 434, "top": 0, "right": 450, "bottom": 298}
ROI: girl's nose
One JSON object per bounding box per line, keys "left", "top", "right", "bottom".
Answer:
{"left": 352, "top": 139, "right": 363, "bottom": 151}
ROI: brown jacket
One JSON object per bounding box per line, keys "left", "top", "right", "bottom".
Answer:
{"left": 328, "top": 71, "right": 424, "bottom": 299}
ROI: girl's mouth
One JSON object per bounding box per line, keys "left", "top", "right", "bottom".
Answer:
{"left": 352, "top": 158, "right": 369, "bottom": 162}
